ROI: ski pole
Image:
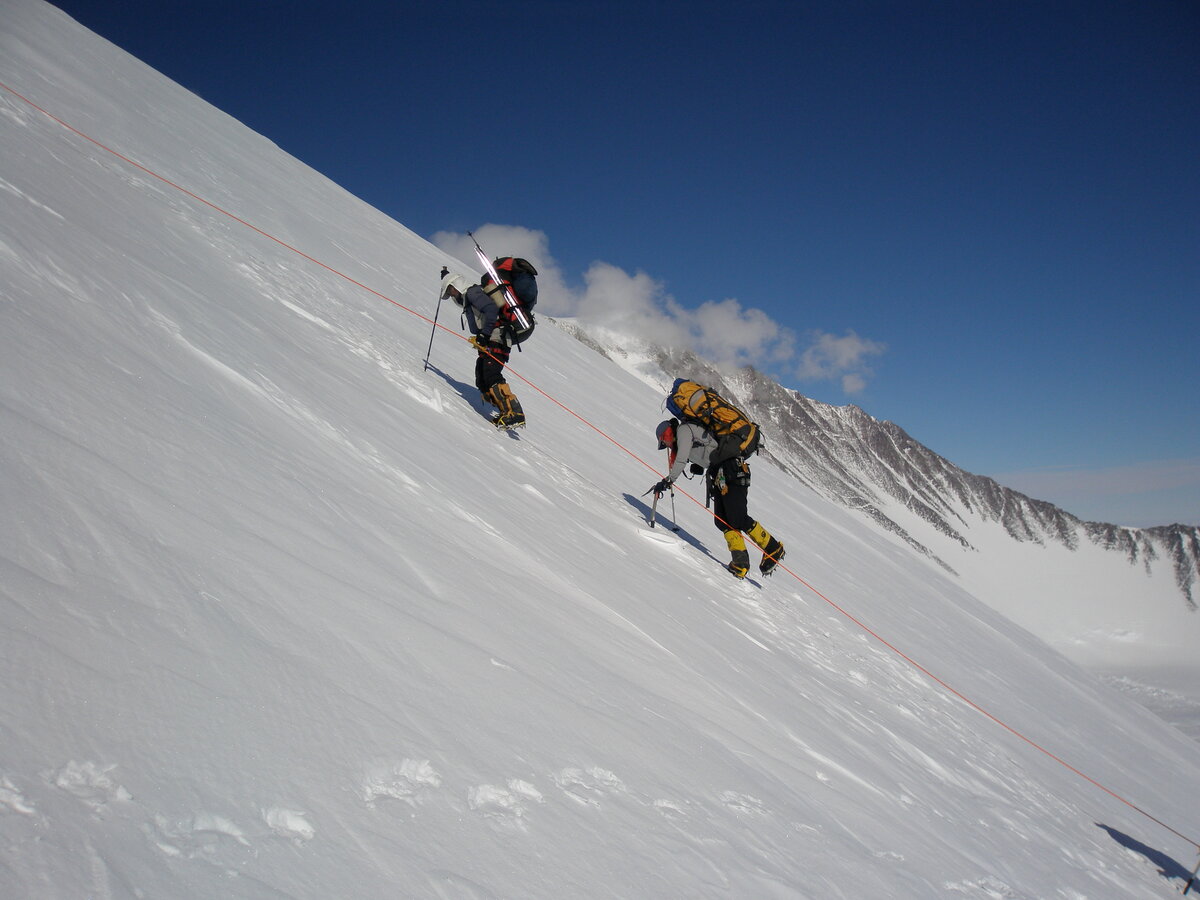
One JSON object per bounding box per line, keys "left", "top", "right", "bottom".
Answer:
{"left": 423, "top": 266, "right": 449, "bottom": 371}
{"left": 669, "top": 487, "right": 679, "bottom": 532}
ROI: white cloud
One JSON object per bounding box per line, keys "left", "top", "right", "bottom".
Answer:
{"left": 841, "top": 373, "right": 868, "bottom": 394}
{"left": 431, "top": 223, "right": 550, "bottom": 275}
{"left": 431, "top": 224, "right": 577, "bottom": 316}
{"left": 797, "top": 330, "right": 886, "bottom": 395}
{"left": 691, "top": 298, "right": 795, "bottom": 369}
{"left": 432, "top": 224, "right": 883, "bottom": 390}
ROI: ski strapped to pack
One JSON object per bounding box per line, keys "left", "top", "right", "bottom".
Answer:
{"left": 469, "top": 232, "right": 533, "bottom": 334}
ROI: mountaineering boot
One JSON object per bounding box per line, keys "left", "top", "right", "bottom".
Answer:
{"left": 747, "top": 521, "right": 785, "bottom": 576}
{"left": 724, "top": 530, "right": 750, "bottom": 579}
{"left": 491, "top": 383, "right": 526, "bottom": 429}
{"left": 481, "top": 385, "right": 499, "bottom": 417}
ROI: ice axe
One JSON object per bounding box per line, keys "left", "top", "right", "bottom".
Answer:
{"left": 643, "top": 483, "right": 679, "bottom": 531}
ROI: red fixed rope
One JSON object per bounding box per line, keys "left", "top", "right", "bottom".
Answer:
{"left": 4, "top": 77, "right": 1195, "bottom": 852}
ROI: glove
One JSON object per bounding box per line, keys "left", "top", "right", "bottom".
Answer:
{"left": 650, "top": 479, "right": 672, "bottom": 496}
{"left": 470, "top": 335, "right": 490, "bottom": 352}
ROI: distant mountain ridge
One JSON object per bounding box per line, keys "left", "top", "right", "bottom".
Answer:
{"left": 563, "top": 324, "right": 1199, "bottom": 610}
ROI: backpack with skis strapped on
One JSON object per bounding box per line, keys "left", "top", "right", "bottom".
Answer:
{"left": 665, "top": 378, "right": 760, "bottom": 463}
{"left": 481, "top": 257, "right": 538, "bottom": 345}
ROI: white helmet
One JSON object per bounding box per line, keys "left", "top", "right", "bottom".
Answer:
{"left": 440, "top": 271, "right": 471, "bottom": 302}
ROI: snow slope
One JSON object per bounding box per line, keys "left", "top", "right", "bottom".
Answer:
{"left": 2, "top": 2, "right": 1199, "bottom": 897}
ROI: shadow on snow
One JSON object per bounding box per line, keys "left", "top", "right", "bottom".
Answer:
{"left": 423, "top": 363, "right": 489, "bottom": 420}
{"left": 1096, "top": 823, "right": 1197, "bottom": 890}
{"left": 621, "top": 491, "right": 749, "bottom": 576}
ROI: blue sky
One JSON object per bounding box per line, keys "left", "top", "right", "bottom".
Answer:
{"left": 45, "top": 0, "right": 1199, "bottom": 526}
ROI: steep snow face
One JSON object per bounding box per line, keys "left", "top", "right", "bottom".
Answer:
{"left": 3, "top": 2, "right": 1200, "bottom": 898}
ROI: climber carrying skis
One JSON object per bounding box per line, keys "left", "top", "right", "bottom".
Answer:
{"left": 439, "top": 262, "right": 535, "bottom": 429}
{"left": 649, "top": 381, "right": 785, "bottom": 579}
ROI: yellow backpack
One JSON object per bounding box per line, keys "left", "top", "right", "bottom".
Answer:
{"left": 665, "top": 379, "right": 760, "bottom": 460}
